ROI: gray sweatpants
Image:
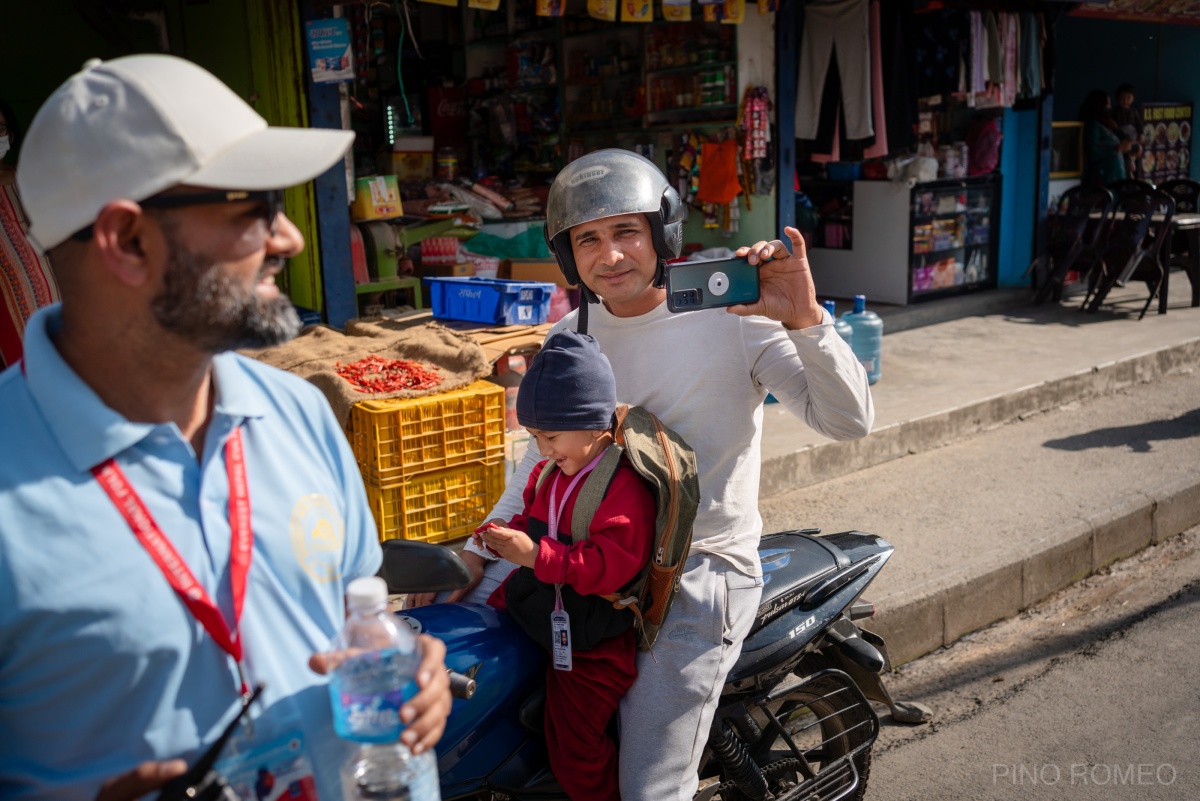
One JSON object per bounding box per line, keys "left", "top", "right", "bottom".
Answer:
{"left": 619, "top": 554, "right": 763, "bottom": 801}
{"left": 463, "top": 553, "right": 763, "bottom": 801}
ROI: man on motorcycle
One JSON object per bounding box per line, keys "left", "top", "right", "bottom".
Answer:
{"left": 0, "top": 55, "right": 452, "bottom": 801}
{"left": 410, "top": 149, "right": 873, "bottom": 801}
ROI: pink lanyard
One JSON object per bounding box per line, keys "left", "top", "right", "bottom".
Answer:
{"left": 547, "top": 449, "right": 607, "bottom": 542}
{"left": 92, "top": 428, "right": 253, "bottom": 695}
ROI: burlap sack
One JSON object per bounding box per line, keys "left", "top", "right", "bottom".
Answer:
{"left": 242, "top": 320, "right": 491, "bottom": 427}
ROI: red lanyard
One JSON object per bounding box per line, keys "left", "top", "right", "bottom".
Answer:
{"left": 92, "top": 428, "right": 253, "bottom": 694}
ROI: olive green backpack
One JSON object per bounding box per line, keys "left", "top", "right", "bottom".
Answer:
{"left": 534, "top": 405, "right": 700, "bottom": 651}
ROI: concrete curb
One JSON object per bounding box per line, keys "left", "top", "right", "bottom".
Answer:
{"left": 866, "top": 476, "right": 1200, "bottom": 666}
{"left": 761, "top": 337, "right": 1200, "bottom": 498}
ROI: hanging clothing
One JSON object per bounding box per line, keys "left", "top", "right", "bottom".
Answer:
{"left": 795, "top": 0, "right": 873, "bottom": 141}
{"left": 1019, "top": 13, "right": 1041, "bottom": 100}
{"left": 880, "top": 0, "right": 917, "bottom": 152}
{"left": 971, "top": 12, "right": 986, "bottom": 95}
{"left": 862, "top": 0, "right": 889, "bottom": 160}
{"left": 983, "top": 11, "right": 1002, "bottom": 86}
{"left": 915, "top": 8, "right": 970, "bottom": 99}
{"left": 1001, "top": 13, "right": 1019, "bottom": 108}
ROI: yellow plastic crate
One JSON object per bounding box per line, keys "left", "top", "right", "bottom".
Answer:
{"left": 365, "top": 459, "right": 506, "bottom": 544}
{"left": 348, "top": 380, "right": 505, "bottom": 484}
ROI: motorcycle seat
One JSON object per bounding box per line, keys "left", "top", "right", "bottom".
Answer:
{"left": 751, "top": 531, "right": 850, "bottom": 635}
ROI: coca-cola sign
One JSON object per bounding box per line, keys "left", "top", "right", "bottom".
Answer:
{"left": 429, "top": 87, "right": 469, "bottom": 153}
{"left": 436, "top": 96, "right": 467, "bottom": 120}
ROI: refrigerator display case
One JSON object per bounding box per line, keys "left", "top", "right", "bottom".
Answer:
{"left": 806, "top": 174, "right": 1000, "bottom": 305}
{"left": 908, "top": 176, "right": 1000, "bottom": 300}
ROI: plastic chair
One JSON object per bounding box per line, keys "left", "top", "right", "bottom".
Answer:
{"left": 1084, "top": 186, "right": 1175, "bottom": 319}
{"left": 1030, "top": 185, "right": 1114, "bottom": 305}
{"left": 1157, "top": 179, "right": 1200, "bottom": 304}
{"left": 1107, "top": 178, "right": 1157, "bottom": 202}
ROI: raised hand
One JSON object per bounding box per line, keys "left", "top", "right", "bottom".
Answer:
{"left": 731, "top": 226, "right": 823, "bottom": 330}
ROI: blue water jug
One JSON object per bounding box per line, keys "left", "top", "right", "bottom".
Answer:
{"left": 823, "top": 300, "right": 855, "bottom": 344}
{"left": 841, "top": 294, "right": 882, "bottom": 384}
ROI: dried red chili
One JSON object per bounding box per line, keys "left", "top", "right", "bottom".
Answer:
{"left": 335, "top": 355, "right": 443, "bottom": 394}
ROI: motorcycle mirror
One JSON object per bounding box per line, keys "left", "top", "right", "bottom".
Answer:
{"left": 379, "top": 539, "right": 473, "bottom": 594}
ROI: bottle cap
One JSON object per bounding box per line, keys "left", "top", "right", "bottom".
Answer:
{"left": 346, "top": 576, "right": 389, "bottom": 611}
{"left": 822, "top": 300, "right": 836, "bottom": 314}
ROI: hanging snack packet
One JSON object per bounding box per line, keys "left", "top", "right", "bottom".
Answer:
{"left": 588, "top": 0, "right": 617, "bottom": 20}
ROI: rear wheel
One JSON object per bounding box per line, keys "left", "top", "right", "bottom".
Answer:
{"left": 707, "top": 672, "right": 876, "bottom": 801}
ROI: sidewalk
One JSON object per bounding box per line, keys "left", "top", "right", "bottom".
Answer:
{"left": 760, "top": 277, "right": 1200, "bottom": 665}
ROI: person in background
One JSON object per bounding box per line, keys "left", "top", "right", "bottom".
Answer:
{"left": 0, "top": 99, "right": 60, "bottom": 368}
{"left": 1080, "top": 89, "right": 1131, "bottom": 188}
{"left": 1111, "top": 83, "right": 1145, "bottom": 180}
{"left": 0, "top": 55, "right": 451, "bottom": 801}
{"left": 411, "top": 148, "right": 875, "bottom": 801}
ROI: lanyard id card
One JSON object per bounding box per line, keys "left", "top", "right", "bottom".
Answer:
{"left": 545, "top": 450, "right": 605, "bottom": 674}
{"left": 551, "top": 585, "right": 572, "bottom": 672}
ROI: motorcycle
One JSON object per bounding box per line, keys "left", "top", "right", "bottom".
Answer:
{"left": 383, "top": 528, "right": 930, "bottom": 801}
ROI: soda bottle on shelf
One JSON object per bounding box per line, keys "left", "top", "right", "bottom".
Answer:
{"left": 329, "top": 576, "right": 440, "bottom": 801}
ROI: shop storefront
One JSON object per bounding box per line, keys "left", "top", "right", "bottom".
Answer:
{"left": 11, "top": 1, "right": 1193, "bottom": 329}
{"left": 299, "top": 0, "right": 783, "bottom": 326}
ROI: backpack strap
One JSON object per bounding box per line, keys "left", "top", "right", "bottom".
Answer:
{"left": 568, "top": 443, "right": 623, "bottom": 544}
{"left": 534, "top": 460, "right": 558, "bottom": 495}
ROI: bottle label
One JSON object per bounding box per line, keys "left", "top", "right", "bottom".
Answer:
{"left": 215, "top": 730, "right": 317, "bottom": 801}
{"left": 331, "top": 648, "right": 420, "bottom": 743}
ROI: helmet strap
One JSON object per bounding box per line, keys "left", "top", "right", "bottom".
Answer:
{"left": 577, "top": 291, "right": 591, "bottom": 335}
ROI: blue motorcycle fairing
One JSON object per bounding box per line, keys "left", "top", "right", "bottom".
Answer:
{"left": 399, "top": 602, "right": 548, "bottom": 794}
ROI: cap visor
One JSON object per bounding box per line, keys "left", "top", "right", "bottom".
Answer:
{"left": 186, "top": 127, "right": 354, "bottom": 191}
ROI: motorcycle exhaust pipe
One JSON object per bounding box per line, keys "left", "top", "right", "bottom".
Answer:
{"left": 826, "top": 622, "right": 885, "bottom": 673}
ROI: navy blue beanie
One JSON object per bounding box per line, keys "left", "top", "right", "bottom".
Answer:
{"left": 517, "top": 330, "right": 617, "bottom": 431}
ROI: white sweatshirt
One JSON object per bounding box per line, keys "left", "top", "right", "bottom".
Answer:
{"left": 465, "top": 301, "right": 874, "bottom": 577}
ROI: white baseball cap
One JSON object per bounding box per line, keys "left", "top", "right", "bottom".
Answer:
{"left": 17, "top": 54, "right": 355, "bottom": 250}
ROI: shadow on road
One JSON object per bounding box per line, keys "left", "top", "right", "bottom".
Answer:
{"left": 1042, "top": 408, "right": 1200, "bottom": 453}
{"left": 894, "top": 579, "right": 1200, "bottom": 703}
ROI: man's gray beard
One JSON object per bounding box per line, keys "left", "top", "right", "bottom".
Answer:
{"left": 151, "top": 236, "right": 301, "bottom": 353}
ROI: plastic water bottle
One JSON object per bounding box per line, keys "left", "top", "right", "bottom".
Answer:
{"left": 841, "top": 294, "right": 883, "bottom": 384}
{"left": 330, "top": 576, "right": 440, "bottom": 801}
{"left": 823, "top": 300, "right": 854, "bottom": 344}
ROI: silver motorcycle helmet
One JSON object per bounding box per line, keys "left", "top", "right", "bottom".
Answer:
{"left": 543, "top": 149, "right": 684, "bottom": 300}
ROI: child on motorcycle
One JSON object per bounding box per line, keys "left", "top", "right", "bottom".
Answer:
{"left": 475, "top": 329, "right": 656, "bottom": 801}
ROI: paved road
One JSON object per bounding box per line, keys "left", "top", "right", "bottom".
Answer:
{"left": 861, "top": 527, "right": 1200, "bottom": 801}
{"left": 758, "top": 365, "right": 1200, "bottom": 659}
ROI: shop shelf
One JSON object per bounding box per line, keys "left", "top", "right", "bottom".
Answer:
{"left": 645, "top": 60, "right": 736, "bottom": 78}
{"left": 348, "top": 380, "right": 506, "bottom": 484}
{"left": 364, "top": 459, "right": 507, "bottom": 544}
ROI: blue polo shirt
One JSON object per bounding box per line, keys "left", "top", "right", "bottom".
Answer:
{"left": 0, "top": 305, "right": 383, "bottom": 800}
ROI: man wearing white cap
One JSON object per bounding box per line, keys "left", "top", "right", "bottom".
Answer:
{"left": 0, "top": 55, "right": 451, "bottom": 800}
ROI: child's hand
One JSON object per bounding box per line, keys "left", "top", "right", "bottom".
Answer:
{"left": 471, "top": 520, "right": 504, "bottom": 556}
{"left": 479, "top": 525, "right": 538, "bottom": 568}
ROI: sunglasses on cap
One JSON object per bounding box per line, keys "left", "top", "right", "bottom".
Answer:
{"left": 70, "top": 188, "right": 285, "bottom": 242}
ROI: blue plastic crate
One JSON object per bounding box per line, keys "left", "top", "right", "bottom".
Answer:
{"left": 826, "top": 162, "right": 863, "bottom": 181}
{"left": 425, "top": 276, "right": 555, "bottom": 325}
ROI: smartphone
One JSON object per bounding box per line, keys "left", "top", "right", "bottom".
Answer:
{"left": 665, "top": 257, "right": 760, "bottom": 313}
